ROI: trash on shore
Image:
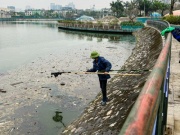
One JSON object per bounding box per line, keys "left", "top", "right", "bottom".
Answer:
{"left": 60, "top": 82, "right": 65, "bottom": 86}
{"left": 0, "top": 89, "right": 6, "bottom": 93}
{"left": 10, "top": 82, "right": 23, "bottom": 86}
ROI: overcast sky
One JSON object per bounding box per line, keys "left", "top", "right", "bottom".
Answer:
{"left": 0, "top": 0, "right": 128, "bottom": 10}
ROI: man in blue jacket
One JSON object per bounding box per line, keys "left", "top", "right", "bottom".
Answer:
{"left": 87, "top": 51, "right": 112, "bottom": 106}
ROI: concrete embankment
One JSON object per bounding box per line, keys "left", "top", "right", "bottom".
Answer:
{"left": 61, "top": 27, "right": 163, "bottom": 134}
{"left": 58, "top": 26, "right": 133, "bottom": 34}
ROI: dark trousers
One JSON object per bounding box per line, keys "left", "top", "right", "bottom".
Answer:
{"left": 99, "top": 79, "right": 107, "bottom": 102}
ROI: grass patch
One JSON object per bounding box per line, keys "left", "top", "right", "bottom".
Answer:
{"left": 163, "top": 15, "right": 180, "bottom": 25}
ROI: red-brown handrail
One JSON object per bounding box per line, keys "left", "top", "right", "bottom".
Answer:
{"left": 120, "top": 32, "right": 172, "bottom": 135}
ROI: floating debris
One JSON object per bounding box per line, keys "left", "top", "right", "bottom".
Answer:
{"left": 106, "top": 110, "right": 112, "bottom": 116}
{"left": 109, "top": 122, "right": 117, "bottom": 127}
{"left": 10, "top": 82, "right": 23, "bottom": 86}
{"left": 106, "top": 47, "right": 117, "bottom": 49}
{"left": 0, "top": 72, "right": 9, "bottom": 76}
{"left": 60, "top": 82, "right": 65, "bottom": 86}
{"left": 41, "top": 86, "right": 51, "bottom": 89}
{"left": 0, "top": 89, "right": 6, "bottom": 93}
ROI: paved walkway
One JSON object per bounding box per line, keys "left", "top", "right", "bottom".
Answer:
{"left": 167, "top": 37, "right": 180, "bottom": 135}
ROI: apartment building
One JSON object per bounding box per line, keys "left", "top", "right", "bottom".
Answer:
{"left": 25, "top": 9, "right": 45, "bottom": 16}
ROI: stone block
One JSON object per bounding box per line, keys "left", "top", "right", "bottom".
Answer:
{"left": 168, "top": 105, "right": 174, "bottom": 115}
{"left": 167, "top": 114, "right": 174, "bottom": 126}
{"left": 175, "top": 120, "right": 180, "bottom": 132}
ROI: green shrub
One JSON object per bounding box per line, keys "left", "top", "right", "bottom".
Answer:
{"left": 163, "top": 15, "right": 180, "bottom": 25}
{"left": 58, "top": 20, "right": 63, "bottom": 23}
{"left": 58, "top": 20, "right": 77, "bottom": 24}
{"left": 120, "top": 21, "right": 144, "bottom": 27}
{"left": 86, "top": 21, "right": 93, "bottom": 25}
{"left": 97, "top": 21, "right": 103, "bottom": 27}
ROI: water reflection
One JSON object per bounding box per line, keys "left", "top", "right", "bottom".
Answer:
{"left": 0, "top": 21, "right": 58, "bottom": 28}
{"left": 0, "top": 21, "right": 135, "bottom": 43}
{"left": 58, "top": 30, "right": 135, "bottom": 43}
{"left": 53, "top": 111, "right": 66, "bottom": 127}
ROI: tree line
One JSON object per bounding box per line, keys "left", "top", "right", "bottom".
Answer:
{"left": 110, "top": 0, "right": 177, "bottom": 18}
{"left": 11, "top": 0, "right": 178, "bottom": 20}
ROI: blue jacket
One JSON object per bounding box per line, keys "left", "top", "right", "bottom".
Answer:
{"left": 172, "top": 28, "right": 180, "bottom": 42}
{"left": 87, "top": 56, "right": 112, "bottom": 80}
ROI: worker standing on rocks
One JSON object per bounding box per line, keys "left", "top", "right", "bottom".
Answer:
{"left": 86, "top": 51, "right": 112, "bottom": 106}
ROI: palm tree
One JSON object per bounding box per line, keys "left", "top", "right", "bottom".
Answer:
{"left": 110, "top": 0, "right": 124, "bottom": 17}
{"left": 123, "top": 1, "right": 130, "bottom": 10}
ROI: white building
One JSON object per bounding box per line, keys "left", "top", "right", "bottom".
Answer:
{"left": 0, "top": 8, "right": 11, "bottom": 18}
{"left": 101, "top": 8, "right": 112, "bottom": 18}
{"left": 25, "top": 10, "right": 33, "bottom": 16}
{"left": 174, "top": 1, "right": 180, "bottom": 10}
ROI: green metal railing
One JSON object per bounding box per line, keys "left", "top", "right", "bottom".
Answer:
{"left": 119, "top": 20, "right": 171, "bottom": 135}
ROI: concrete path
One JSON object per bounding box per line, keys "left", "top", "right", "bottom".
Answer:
{"left": 167, "top": 37, "right": 180, "bottom": 135}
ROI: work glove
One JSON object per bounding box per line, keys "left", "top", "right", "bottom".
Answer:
{"left": 161, "top": 27, "right": 175, "bottom": 36}
{"left": 172, "top": 28, "right": 180, "bottom": 42}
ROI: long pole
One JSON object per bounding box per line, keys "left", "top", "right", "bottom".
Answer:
{"left": 51, "top": 71, "right": 141, "bottom": 77}
{"left": 110, "top": 69, "right": 151, "bottom": 72}
{"left": 76, "top": 72, "right": 141, "bottom": 76}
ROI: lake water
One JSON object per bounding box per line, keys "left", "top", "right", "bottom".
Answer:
{"left": 0, "top": 21, "right": 136, "bottom": 134}
{"left": 0, "top": 21, "right": 135, "bottom": 73}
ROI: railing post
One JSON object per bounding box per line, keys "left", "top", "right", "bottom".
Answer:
{"left": 163, "top": 47, "right": 171, "bottom": 130}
